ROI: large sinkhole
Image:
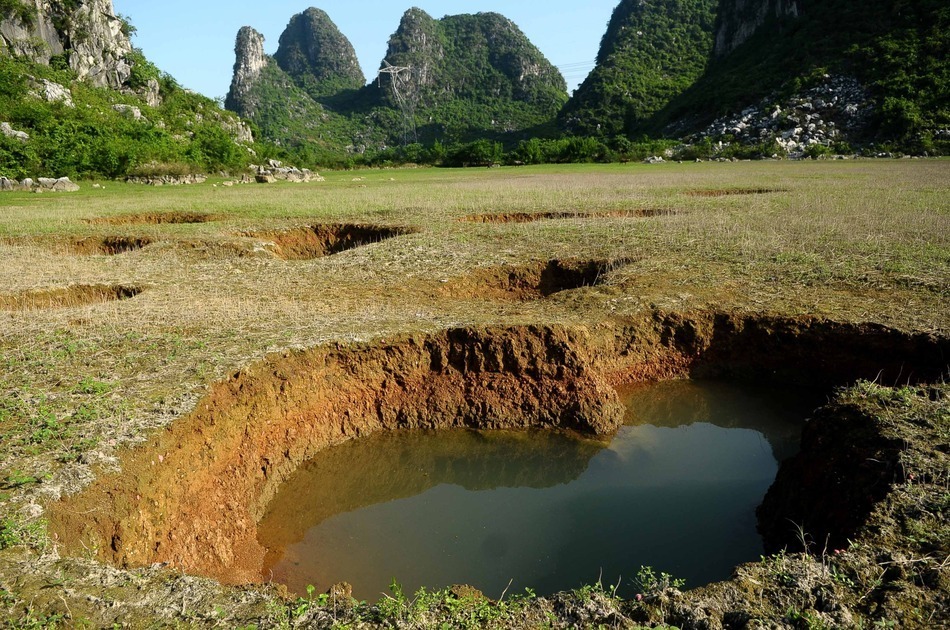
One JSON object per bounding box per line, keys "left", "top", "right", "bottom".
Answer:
{"left": 48, "top": 313, "right": 949, "bottom": 598}
{"left": 259, "top": 380, "right": 814, "bottom": 599}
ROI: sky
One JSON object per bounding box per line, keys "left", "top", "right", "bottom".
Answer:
{"left": 111, "top": 1, "right": 619, "bottom": 101}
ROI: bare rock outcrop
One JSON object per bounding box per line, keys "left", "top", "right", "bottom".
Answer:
{"left": 0, "top": 0, "right": 134, "bottom": 89}
{"left": 224, "top": 26, "right": 267, "bottom": 119}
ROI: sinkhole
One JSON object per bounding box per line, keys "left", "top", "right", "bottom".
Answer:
{"left": 47, "top": 314, "right": 949, "bottom": 600}
{"left": 259, "top": 379, "right": 815, "bottom": 599}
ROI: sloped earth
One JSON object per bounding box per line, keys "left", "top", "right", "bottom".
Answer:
{"left": 0, "top": 284, "right": 143, "bottom": 310}
{"left": 20, "top": 312, "right": 946, "bottom": 628}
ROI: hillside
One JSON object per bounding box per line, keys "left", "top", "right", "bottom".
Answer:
{"left": 650, "top": 0, "right": 950, "bottom": 152}
{"left": 560, "top": 0, "right": 718, "bottom": 138}
{"left": 0, "top": 0, "right": 255, "bottom": 180}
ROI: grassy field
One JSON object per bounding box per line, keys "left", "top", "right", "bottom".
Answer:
{"left": 0, "top": 159, "right": 948, "bottom": 626}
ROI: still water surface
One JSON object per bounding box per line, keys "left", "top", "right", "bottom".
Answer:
{"left": 258, "top": 380, "right": 814, "bottom": 599}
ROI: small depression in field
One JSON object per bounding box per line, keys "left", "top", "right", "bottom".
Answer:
{"left": 462, "top": 209, "right": 673, "bottom": 223}
{"left": 243, "top": 224, "right": 417, "bottom": 260}
{"left": 67, "top": 236, "right": 153, "bottom": 255}
{"left": 686, "top": 188, "right": 787, "bottom": 197}
{"left": 0, "top": 284, "right": 143, "bottom": 310}
{"left": 87, "top": 212, "right": 221, "bottom": 225}
{"left": 442, "top": 258, "right": 629, "bottom": 301}
{"left": 258, "top": 380, "right": 811, "bottom": 600}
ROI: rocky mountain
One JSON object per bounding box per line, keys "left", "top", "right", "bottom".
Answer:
{"left": 224, "top": 24, "right": 366, "bottom": 161}
{"left": 372, "top": 8, "right": 568, "bottom": 142}
{"left": 273, "top": 7, "right": 364, "bottom": 102}
{"left": 226, "top": 7, "right": 568, "bottom": 152}
{"left": 560, "top": 0, "right": 718, "bottom": 138}
{"left": 0, "top": 0, "right": 255, "bottom": 180}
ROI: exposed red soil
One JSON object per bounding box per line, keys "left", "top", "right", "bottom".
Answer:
{"left": 0, "top": 284, "right": 143, "bottom": 310}
{"left": 48, "top": 312, "right": 949, "bottom": 588}
{"left": 242, "top": 224, "right": 417, "bottom": 260}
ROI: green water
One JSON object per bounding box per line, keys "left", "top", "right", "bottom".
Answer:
{"left": 258, "top": 380, "right": 813, "bottom": 599}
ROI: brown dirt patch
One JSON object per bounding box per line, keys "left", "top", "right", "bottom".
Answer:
{"left": 67, "top": 236, "right": 153, "bottom": 255}
{"left": 48, "top": 313, "right": 949, "bottom": 587}
{"left": 87, "top": 212, "right": 221, "bottom": 225}
{"left": 242, "top": 224, "right": 417, "bottom": 260}
{"left": 0, "top": 284, "right": 143, "bottom": 310}
{"left": 461, "top": 209, "right": 673, "bottom": 223}
{"left": 686, "top": 188, "right": 788, "bottom": 197}
{"left": 441, "top": 258, "right": 630, "bottom": 301}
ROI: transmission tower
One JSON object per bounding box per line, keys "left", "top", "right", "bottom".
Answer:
{"left": 377, "top": 61, "right": 418, "bottom": 145}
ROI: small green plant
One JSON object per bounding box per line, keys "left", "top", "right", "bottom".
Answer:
{"left": 634, "top": 565, "right": 686, "bottom": 596}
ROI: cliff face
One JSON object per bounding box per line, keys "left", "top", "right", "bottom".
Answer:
{"left": 0, "top": 0, "right": 134, "bottom": 89}
{"left": 273, "top": 7, "right": 364, "bottom": 100}
{"left": 224, "top": 26, "right": 268, "bottom": 118}
{"left": 561, "top": 0, "right": 718, "bottom": 137}
{"left": 713, "top": 0, "right": 801, "bottom": 57}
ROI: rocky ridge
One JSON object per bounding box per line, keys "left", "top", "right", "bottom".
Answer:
{"left": 0, "top": 0, "right": 134, "bottom": 89}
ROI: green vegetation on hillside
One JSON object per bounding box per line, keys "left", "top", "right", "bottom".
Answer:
{"left": 0, "top": 56, "right": 251, "bottom": 179}
{"left": 561, "top": 0, "right": 718, "bottom": 138}
{"left": 650, "top": 0, "right": 950, "bottom": 153}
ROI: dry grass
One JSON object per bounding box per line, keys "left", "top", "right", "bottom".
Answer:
{"left": 0, "top": 159, "right": 947, "bottom": 489}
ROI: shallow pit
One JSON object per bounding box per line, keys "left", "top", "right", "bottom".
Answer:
{"left": 86, "top": 212, "right": 221, "bottom": 225}
{"left": 686, "top": 188, "right": 787, "bottom": 197}
{"left": 242, "top": 224, "right": 417, "bottom": 260}
{"left": 0, "top": 284, "right": 143, "bottom": 310}
{"left": 461, "top": 209, "right": 673, "bottom": 223}
{"left": 260, "top": 379, "right": 812, "bottom": 599}
{"left": 440, "top": 258, "right": 628, "bottom": 301}
{"left": 48, "top": 313, "right": 949, "bottom": 593}
{"left": 67, "top": 236, "right": 153, "bottom": 255}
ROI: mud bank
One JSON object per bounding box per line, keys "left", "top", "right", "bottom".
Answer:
{"left": 48, "top": 311, "right": 948, "bottom": 593}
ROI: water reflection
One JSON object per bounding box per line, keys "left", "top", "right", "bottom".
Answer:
{"left": 258, "top": 380, "right": 816, "bottom": 599}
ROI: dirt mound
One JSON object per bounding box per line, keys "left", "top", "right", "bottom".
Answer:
{"left": 87, "top": 212, "right": 221, "bottom": 225}
{"left": 461, "top": 209, "right": 673, "bottom": 223}
{"left": 243, "top": 224, "right": 417, "bottom": 260}
{"left": 67, "top": 236, "right": 153, "bottom": 255}
{"left": 0, "top": 284, "right": 143, "bottom": 310}
{"left": 442, "top": 259, "right": 628, "bottom": 301}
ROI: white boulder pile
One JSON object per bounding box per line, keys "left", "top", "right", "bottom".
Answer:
{"left": 252, "top": 160, "right": 324, "bottom": 183}
{"left": 0, "top": 176, "right": 80, "bottom": 193}
{"left": 687, "top": 74, "right": 872, "bottom": 158}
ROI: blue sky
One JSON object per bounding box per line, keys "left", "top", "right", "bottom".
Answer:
{"left": 111, "top": 1, "right": 619, "bottom": 100}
